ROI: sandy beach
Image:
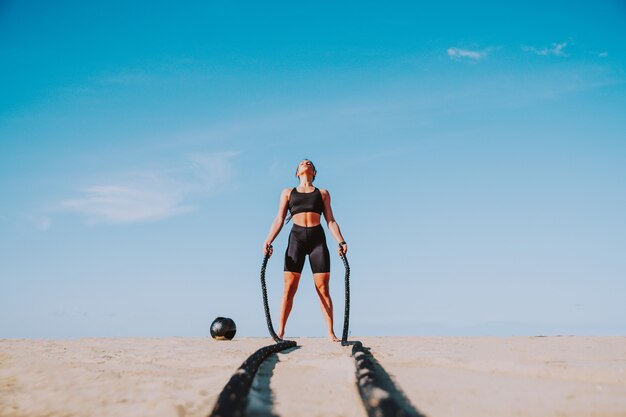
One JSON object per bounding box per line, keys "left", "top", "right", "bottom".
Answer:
{"left": 1, "top": 336, "right": 625, "bottom": 417}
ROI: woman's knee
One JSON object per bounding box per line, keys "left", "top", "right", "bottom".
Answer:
{"left": 314, "top": 274, "right": 330, "bottom": 293}
{"left": 283, "top": 272, "right": 301, "bottom": 295}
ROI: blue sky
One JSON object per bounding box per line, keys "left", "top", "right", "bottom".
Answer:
{"left": 1, "top": 1, "right": 625, "bottom": 338}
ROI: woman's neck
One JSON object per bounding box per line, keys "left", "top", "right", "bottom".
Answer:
{"left": 298, "top": 177, "right": 314, "bottom": 188}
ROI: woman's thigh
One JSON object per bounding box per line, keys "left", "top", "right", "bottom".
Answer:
{"left": 284, "top": 233, "right": 306, "bottom": 273}
{"left": 309, "top": 240, "right": 330, "bottom": 274}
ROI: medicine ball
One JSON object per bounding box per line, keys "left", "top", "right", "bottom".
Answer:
{"left": 210, "top": 317, "right": 237, "bottom": 340}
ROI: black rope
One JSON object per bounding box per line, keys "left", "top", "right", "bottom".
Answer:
{"left": 211, "top": 240, "right": 427, "bottom": 417}
{"left": 208, "top": 340, "right": 296, "bottom": 417}
{"left": 351, "top": 341, "right": 426, "bottom": 417}
{"left": 339, "top": 246, "right": 351, "bottom": 346}
{"left": 260, "top": 245, "right": 283, "bottom": 342}
{"left": 262, "top": 243, "right": 351, "bottom": 344}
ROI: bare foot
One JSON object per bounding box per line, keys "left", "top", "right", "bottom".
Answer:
{"left": 277, "top": 330, "right": 285, "bottom": 339}
{"left": 328, "top": 334, "right": 341, "bottom": 342}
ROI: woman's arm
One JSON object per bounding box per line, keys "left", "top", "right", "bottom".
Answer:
{"left": 320, "top": 189, "right": 348, "bottom": 254}
{"left": 263, "top": 188, "right": 290, "bottom": 255}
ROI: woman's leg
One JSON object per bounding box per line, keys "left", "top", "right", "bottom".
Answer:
{"left": 278, "top": 271, "right": 301, "bottom": 338}
{"left": 281, "top": 225, "right": 305, "bottom": 339}
{"left": 313, "top": 273, "right": 339, "bottom": 342}
{"left": 308, "top": 226, "right": 336, "bottom": 341}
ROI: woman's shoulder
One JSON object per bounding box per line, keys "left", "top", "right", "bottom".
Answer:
{"left": 281, "top": 187, "right": 295, "bottom": 199}
{"left": 317, "top": 188, "right": 330, "bottom": 197}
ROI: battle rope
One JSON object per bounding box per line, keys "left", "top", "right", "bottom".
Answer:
{"left": 339, "top": 245, "right": 351, "bottom": 346}
{"left": 208, "top": 340, "right": 296, "bottom": 417}
{"left": 260, "top": 244, "right": 282, "bottom": 342}
{"left": 351, "top": 341, "right": 425, "bottom": 417}
{"left": 261, "top": 243, "right": 351, "bottom": 345}
{"left": 209, "top": 241, "right": 424, "bottom": 417}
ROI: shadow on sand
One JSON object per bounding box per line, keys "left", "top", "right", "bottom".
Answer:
{"left": 245, "top": 346, "right": 300, "bottom": 417}
{"left": 240, "top": 340, "right": 426, "bottom": 417}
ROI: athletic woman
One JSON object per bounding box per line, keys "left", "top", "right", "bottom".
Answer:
{"left": 263, "top": 159, "right": 348, "bottom": 342}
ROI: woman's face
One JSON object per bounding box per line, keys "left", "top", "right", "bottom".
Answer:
{"left": 296, "top": 160, "right": 316, "bottom": 178}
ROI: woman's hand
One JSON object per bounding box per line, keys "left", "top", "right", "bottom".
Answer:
{"left": 263, "top": 241, "right": 274, "bottom": 257}
{"left": 338, "top": 242, "right": 348, "bottom": 255}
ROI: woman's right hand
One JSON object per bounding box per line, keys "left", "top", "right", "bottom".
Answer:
{"left": 338, "top": 242, "right": 348, "bottom": 255}
{"left": 263, "top": 241, "right": 273, "bottom": 257}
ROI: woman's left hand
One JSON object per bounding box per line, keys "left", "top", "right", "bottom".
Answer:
{"left": 338, "top": 242, "right": 348, "bottom": 255}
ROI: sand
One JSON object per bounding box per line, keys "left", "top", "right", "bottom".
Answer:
{"left": 1, "top": 336, "right": 625, "bottom": 417}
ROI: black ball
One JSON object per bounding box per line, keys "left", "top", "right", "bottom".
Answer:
{"left": 210, "top": 317, "right": 237, "bottom": 340}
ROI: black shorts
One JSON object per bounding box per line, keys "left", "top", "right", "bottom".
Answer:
{"left": 284, "top": 224, "right": 331, "bottom": 274}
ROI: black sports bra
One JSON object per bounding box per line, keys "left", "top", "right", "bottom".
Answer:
{"left": 288, "top": 187, "right": 324, "bottom": 216}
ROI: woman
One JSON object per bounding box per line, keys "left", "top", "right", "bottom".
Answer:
{"left": 263, "top": 159, "right": 348, "bottom": 342}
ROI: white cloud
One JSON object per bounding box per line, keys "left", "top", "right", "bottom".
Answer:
{"left": 447, "top": 47, "right": 488, "bottom": 61}
{"left": 59, "top": 152, "right": 238, "bottom": 224}
{"left": 60, "top": 174, "right": 192, "bottom": 224}
{"left": 187, "top": 151, "right": 239, "bottom": 191}
{"left": 522, "top": 41, "right": 569, "bottom": 56}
